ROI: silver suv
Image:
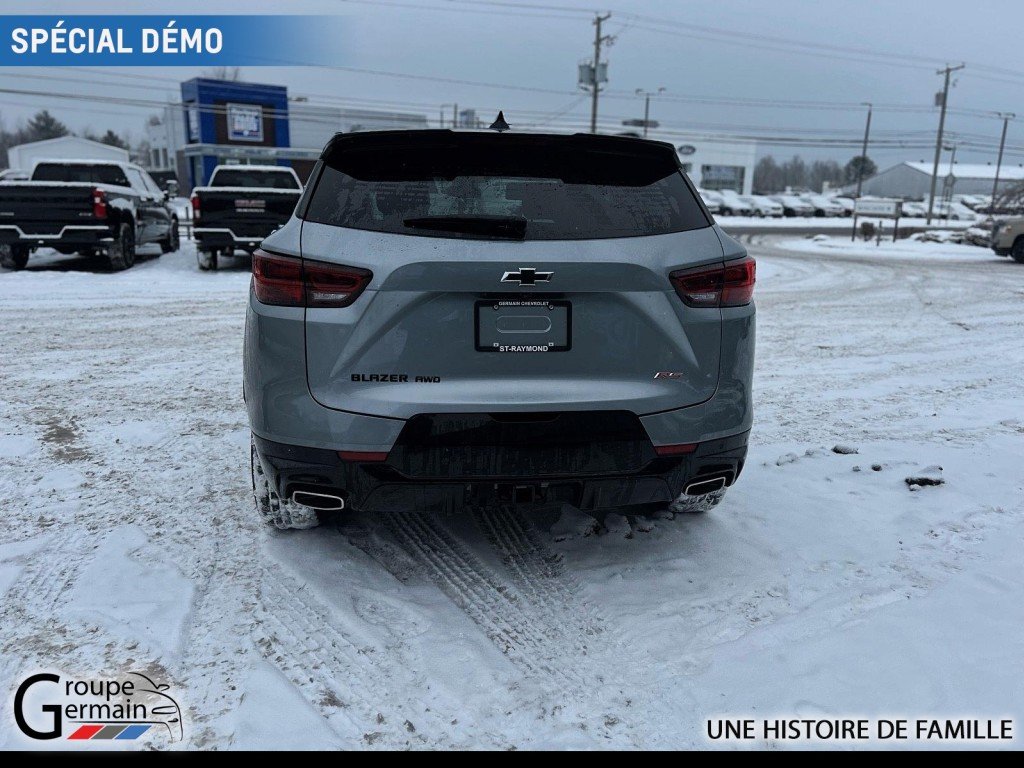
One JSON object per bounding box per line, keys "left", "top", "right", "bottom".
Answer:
{"left": 244, "top": 129, "right": 755, "bottom": 529}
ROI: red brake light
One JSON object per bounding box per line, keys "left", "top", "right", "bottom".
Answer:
{"left": 251, "top": 248, "right": 372, "bottom": 308}
{"left": 92, "top": 188, "right": 107, "bottom": 220}
{"left": 190, "top": 194, "right": 200, "bottom": 221}
{"left": 721, "top": 256, "right": 756, "bottom": 307}
{"left": 670, "top": 256, "right": 755, "bottom": 308}
{"left": 252, "top": 249, "right": 304, "bottom": 305}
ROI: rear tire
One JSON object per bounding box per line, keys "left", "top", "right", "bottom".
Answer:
{"left": 1011, "top": 238, "right": 1024, "bottom": 264}
{"left": 159, "top": 219, "right": 180, "bottom": 254}
{"left": 0, "top": 244, "right": 29, "bottom": 270}
{"left": 670, "top": 488, "right": 726, "bottom": 514}
{"left": 251, "top": 439, "right": 319, "bottom": 530}
{"left": 107, "top": 222, "right": 136, "bottom": 271}
{"left": 197, "top": 249, "right": 218, "bottom": 271}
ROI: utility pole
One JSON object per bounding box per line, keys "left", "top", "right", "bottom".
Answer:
{"left": 589, "top": 13, "right": 612, "bottom": 134}
{"left": 854, "top": 102, "right": 872, "bottom": 199}
{"left": 635, "top": 87, "right": 666, "bottom": 138}
{"left": 927, "top": 63, "right": 965, "bottom": 224}
{"left": 991, "top": 112, "right": 1015, "bottom": 213}
{"left": 453, "top": 103, "right": 459, "bottom": 129}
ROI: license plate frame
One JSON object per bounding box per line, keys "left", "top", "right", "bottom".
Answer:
{"left": 475, "top": 299, "right": 572, "bottom": 353}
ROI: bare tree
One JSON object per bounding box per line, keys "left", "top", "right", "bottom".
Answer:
{"left": 203, "top": 66, "right": 243, "bottom": 82}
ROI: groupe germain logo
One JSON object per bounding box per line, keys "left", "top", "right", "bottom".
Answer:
{"left": 13, "top": 671, "right": 183, "bottom": 744}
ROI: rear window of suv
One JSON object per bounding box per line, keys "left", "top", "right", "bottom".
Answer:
{"left": 304, "top": 133, "right": 709, "bottom": 240}
{"left": 211, "top": 169, "right": 300, "bottom": 189}
{"left": 32, "top": 163, "right": 129, "bottom": 187}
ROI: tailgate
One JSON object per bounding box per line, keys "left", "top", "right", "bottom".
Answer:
{"left": 0, "top": 183, "right": 96, "bottom": 235}
{"left": 197, "top": 189, "right": 300, "bottom": 237}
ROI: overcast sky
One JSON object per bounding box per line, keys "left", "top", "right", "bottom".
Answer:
{"left": 4, "top": 0, "right": 1023, "bottom": 167}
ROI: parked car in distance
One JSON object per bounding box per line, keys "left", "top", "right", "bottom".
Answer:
{"left": 0, "top": 159, "right": 179, "bottom": 270}
{"left": 800, "top": 195, "right": 845, "bottom": 217}
{"left": 740, "top": 195, "right": 784, "bottom": 217}
{"left": 769, "top": 195, "right": 815, "bottom": 217}
{"left": 716, "top": 189, "right": 754, "bottom": 216}
{"left": 990, "top": 216, "right": 1024, "bottom": 262}
{"left": 191, "top": 164, "right": 303, "bottom": 271}
{"left": 245, "top": 129, "right": 755, "bottom": 528}
{"left": 953, "top": 194, "right": 989, "bottom": 211}
{"left": 900, "top": 201, "right": 928, "bottom": 218}
{"left": 828, "top": 196, "right": 855, "bottom": 217}
{"left": 927, "top": 200, "right": 977, "bottom": 221}
{"left": 696, "top": 188, "right": 723, "bottom": 214}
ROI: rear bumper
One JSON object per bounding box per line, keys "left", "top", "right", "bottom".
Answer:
{"left": 253, "top": 429, "right": 748, "bottom": 513}
{"left": 194, "top": 226, "right": 277, "bottom": 251}
{"left": 0, "top": 224, "right": 112, "bottom": 247}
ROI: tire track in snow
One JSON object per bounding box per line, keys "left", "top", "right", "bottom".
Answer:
{"left": 253, "top": 564, "right": 440, "bottom": 748}
{"left": 382, "top": 510, "right": 583, "bottom": 685}
{"left": 470, "top": 504, "right": 605, "bottom": 645}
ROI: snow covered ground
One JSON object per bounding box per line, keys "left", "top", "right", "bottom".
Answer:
{"left": 1, "top": 238, "right": 1022, "bottom": 750}
{"left": 717, "top": 215, "right": 975, "bottom": 230}
{"left": 779, "top": 234, "right": 997, "bottom": 262}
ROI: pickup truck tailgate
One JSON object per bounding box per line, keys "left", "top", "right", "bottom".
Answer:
{"left": 0, "top": 182, "right": 96, "bottom": 235}
{"left": 196, "top": 189, "right": 301, "bottom": 238}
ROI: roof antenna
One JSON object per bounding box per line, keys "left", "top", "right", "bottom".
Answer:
{"left": 489, "top": 111, "right": 511, "bottom": 132}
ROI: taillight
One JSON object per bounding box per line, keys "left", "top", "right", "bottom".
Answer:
{"left": 303, "top": 259, "right": 372, "bottom": 308}
{"left": 251, "top": 248, "right": 372, "bottom": 308}
{"left": 721, "top": 256, "right": 756, "bottom": 307}
{"left": 670, "top": 256, "right": 755, "bottom": 308}
{"left": 92, "top": 188, "right": 107, "bottom": 220}
{"left": 190, "top": 194, "right": 200, "bottom": 221}
{"left": 252, "top": 249, "right": 304, "bottom": 305}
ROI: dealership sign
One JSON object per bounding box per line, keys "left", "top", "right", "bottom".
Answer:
{"left": 228, "top": 103, "right": 263, "bottom": 142}
{"left": 854, "top": 198, "right": 902, "bottom": 218}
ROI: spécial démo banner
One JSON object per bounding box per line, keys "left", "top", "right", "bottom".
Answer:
{"left": 0, "top": 15, "right": 348, "bottom": 67}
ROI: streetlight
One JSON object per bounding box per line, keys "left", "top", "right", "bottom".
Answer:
{"left": 635, "top": 87, "right": 666, "bottom": 138}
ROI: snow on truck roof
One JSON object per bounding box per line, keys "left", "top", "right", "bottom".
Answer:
{"left": 212, "top": 165, "right": 295, "bottom": 173}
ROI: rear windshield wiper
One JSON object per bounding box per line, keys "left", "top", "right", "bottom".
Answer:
{"left": 402, "top": 215, "right": 527, "bottom": 240}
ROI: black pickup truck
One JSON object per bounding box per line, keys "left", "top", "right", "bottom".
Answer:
{"left": 0, "top": 160, "right": 180, "bottom": 271}
{"left": 190, "top": 165, "right": 303, "bottom": 271}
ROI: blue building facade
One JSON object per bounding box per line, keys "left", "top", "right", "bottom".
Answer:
{"left": 180, "top": 78, "right": 292, "bottom": 188}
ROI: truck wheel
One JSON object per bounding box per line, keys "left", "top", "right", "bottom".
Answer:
{"left": 197, "top": 250, "right": 218, "bottom": 271}
{"left": 107, "top": 223, "right": 136, "bottom": 271}
{"left": 670, "top": 488, "right": 726, "bottom": 514}
{"left": 159, "top": 219, "right": 180, "bottom": 254}
{"left": 0, "top": 244, "right": 29, "bottom": 270}
{"left": 1012, "top": 238, "right": 1024, "bottom": 264}
{"left": 251, "top": 439, "right": 319, "bottom": 530}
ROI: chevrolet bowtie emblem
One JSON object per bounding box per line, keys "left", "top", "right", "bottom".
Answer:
{"left": 501, "top": 267, "right": 553, "bottom": 286}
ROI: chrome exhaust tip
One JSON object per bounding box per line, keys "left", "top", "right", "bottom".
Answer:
{"left": 683, "top": 476, "right": 728, "bottom": 496}
{"left": 290, "top": 491, "right": 345, "bottom": 511}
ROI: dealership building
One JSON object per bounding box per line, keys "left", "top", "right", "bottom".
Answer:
{"left": 144, "top": 77, "right": 756, "bottom": 193}
{"left": 145, "top": 78, "right": 430, "bottom": 190}
{"left": 850, "top": 161, "right": 1024, "bottom": 199}
{"left": 670, "top": 140, "right": 757, "bottom": 194}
